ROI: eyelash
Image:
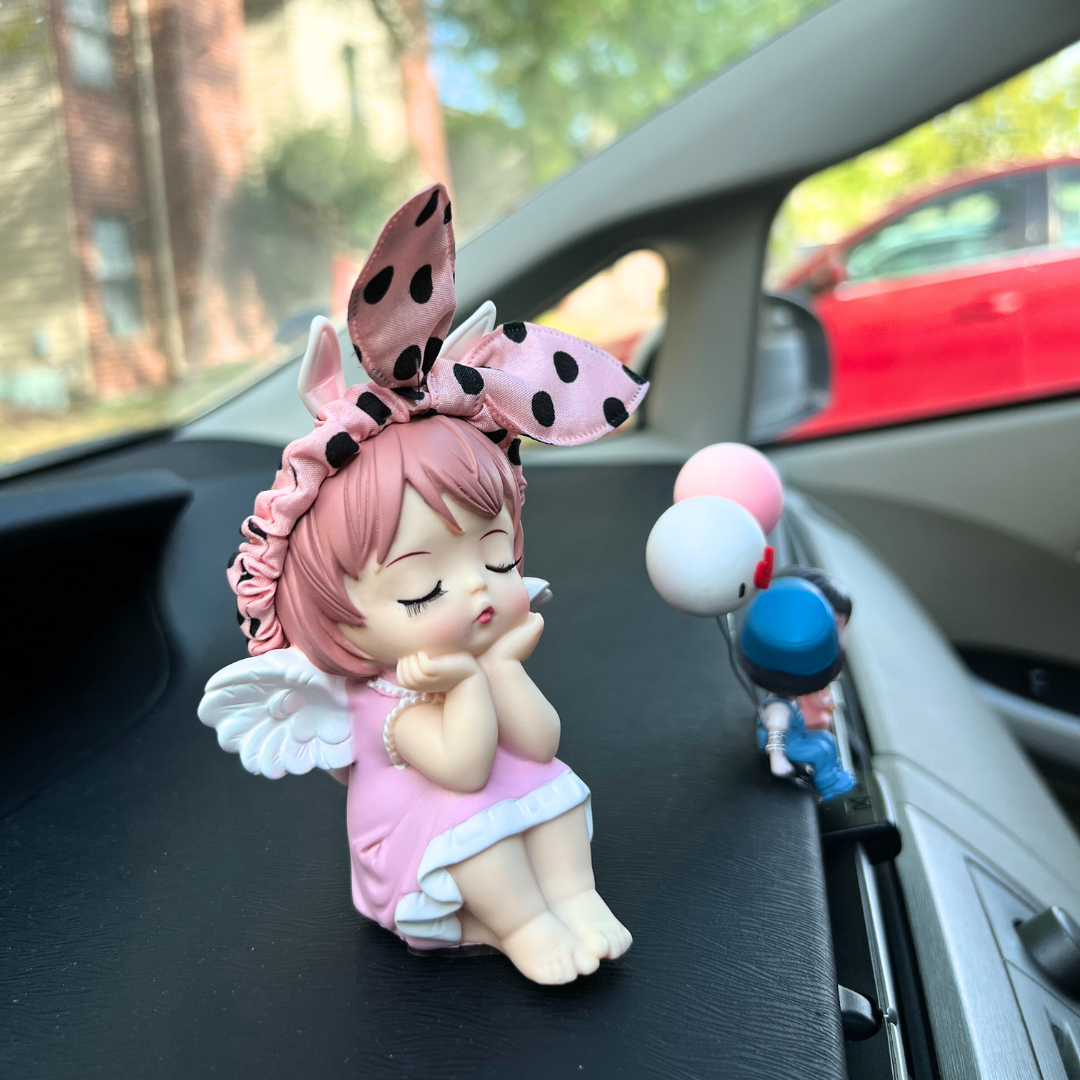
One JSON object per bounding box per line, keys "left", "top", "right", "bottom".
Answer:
{"left": 398, "top": 581, "right": 446, "bottom": 616}
{"left": 485, "top": 556, "right": 521, "bottom": 574}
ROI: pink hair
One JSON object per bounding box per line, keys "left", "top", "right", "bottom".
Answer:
{"left": 275, "top": 415, "right": 524, "bottom": 678}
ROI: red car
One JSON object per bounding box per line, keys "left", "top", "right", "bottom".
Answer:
{"left": 781, "top": 158, "right": 1080, "bottom": 439}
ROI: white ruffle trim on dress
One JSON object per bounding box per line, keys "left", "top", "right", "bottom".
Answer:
{"left": 393, "top": 769, "right": 593, "bottom": 945}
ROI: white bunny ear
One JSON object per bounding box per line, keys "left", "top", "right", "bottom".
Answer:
{"left": 298, "top": 316, "right": 347, "bottom": 418}
{"left": 438, "top": 301, "right": 497, "bottom": 364}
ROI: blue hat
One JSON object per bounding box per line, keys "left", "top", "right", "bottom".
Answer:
{"left": 737, "top": 578, "right": 843, "bottom": 695}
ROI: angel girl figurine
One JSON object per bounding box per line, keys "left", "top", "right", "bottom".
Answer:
{"left": 197, "top": 185, "right": 646, "bottom": 985}
{"left": 736, "top": 578, "right": 856, "bottom": 801}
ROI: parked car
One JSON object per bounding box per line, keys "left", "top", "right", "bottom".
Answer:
{"left": 782, "top": 158, "right": 1080, "bottom": 439}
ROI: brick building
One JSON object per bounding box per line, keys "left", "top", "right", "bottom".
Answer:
{"left": 0, "top": 0, "right": 268, "bottom": 403}
{"left": 0, "top": 0, "right": 448, "bottom": 408}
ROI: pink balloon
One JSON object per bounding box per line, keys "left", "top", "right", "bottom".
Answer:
{"left": 674, "top": 443, "right": 784, "bottom": 534}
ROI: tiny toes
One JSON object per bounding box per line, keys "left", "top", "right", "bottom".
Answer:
{"left": 573, "top": 946, "right": 600, "bottom": 975}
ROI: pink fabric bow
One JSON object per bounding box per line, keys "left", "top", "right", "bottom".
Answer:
{"left": 229, "top": 184, "right": 649, "bottom": 654}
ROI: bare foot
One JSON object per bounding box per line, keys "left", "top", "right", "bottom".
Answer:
{"left": 552, "top": 890, "right": 632, "bottom": 960}
{"left": 499, "top": 911, "right": 597, "bottom": 984}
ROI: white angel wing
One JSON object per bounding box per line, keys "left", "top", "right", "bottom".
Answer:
{"left": 524, "top": 576, "right": 552, "bottom": 612}
{"left": 197, "top": 647, "right": 353, "bottom": 779}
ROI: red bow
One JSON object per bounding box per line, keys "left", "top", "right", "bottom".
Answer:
{"left": 754, "top": 545, "right": 775, "bottom": 590}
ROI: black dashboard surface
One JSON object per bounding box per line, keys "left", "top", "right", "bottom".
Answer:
{"left": 0, "top": 439, "right": 845, "bottom": 1079}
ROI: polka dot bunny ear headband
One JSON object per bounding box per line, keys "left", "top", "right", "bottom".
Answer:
{"left": 228, "top": 183, "right": 649, "bottom": 654}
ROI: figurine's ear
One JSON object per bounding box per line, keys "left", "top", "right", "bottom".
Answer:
{"left": 298, "top": 317, "right": 346, "bottom": 418}
{"left": 439, "top": 301, "right": 497, "bottom": 364}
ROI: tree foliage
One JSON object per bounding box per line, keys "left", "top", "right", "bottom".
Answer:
{"left": 257, "top": 126, "right": 413, "bottom": 248}
{"left": 768, "top": 45, "right": 1080, "bottom": 279}
{"left": 431, "top": 0, "right": 831, "bottom": 229}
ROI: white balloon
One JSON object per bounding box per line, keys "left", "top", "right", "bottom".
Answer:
{"left": 646, "top": 496, "right": 766, "bottom": 617}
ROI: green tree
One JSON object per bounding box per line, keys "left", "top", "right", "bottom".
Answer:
{"left": 768, "top": 45, "right": 1080, "bottom": 280}
{"left": 431, "top": 0, "right": 831, "bottom": 231}
{"left": 231, "top": 126, "right": 414, "bottom": 322}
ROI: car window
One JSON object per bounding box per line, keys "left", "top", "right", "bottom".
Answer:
{"left": 760, "top": 39, "right": 1080, "bottom": 443}
{"left": 844, "top": 177, "right": 1036, "bottom": 284}
{"left": 0, "top": 0, "right": 831, "bottom": 471}
{"left": 527, "top": 250, "right": 667, "bottom": 445}
{"left": 1049, "top": 165, "right": 1080, "bottom": 246}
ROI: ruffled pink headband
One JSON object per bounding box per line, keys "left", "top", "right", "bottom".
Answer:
{"left": 228, "top": 184, "right": 649, "bottom": 654}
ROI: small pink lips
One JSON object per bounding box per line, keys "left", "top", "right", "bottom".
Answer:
{"left": 477, "top": 606, "right": 494, "bottom": 625}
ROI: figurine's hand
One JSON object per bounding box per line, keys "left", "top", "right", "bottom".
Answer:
{"left": 769, "top": 751, "right": 795, "bottom": 778}
{"left": 397, "top": 651, "right": 481, "bottom": 694}
{"left": 480, "top": 612, "right": 545, "bottom": 668}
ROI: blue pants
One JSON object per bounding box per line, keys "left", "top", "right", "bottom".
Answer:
{"left": 756, "top": 708, "right": 856, "bottom": 801}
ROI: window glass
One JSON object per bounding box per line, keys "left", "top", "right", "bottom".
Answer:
{"left": 528, "top": 250, "right": 666, "bottom": 443}
{"left": 65, "top": 0, "right": 114, "bottom": 89}
{"left": 762, "top": 41, "right": 1080, "bottom": 443}
{"left": 1049, "top": 165, "right": 1080, "bottom": 246}
{"left": 92, "top": 216, "right": 143, "bottom": 337}
{"left": 845, "top": 177, "right": 1033, "bottom": 284}
{"left": 0, "top": 0, "right": 830, "bottom": 469}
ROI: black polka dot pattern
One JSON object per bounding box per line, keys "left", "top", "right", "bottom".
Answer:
{"left": 623, "top": 365, "right": 647, "bottom": 385}
{"left": 503, "top": 321, "right": 527, "bottom": 343}
{"left": 443, "top": 202, "right": 452, "bottom": 224}
{"left": 236, "top": 609, "right": 244, "bottom": 625}
{"left": 507, "top": 438, "right": 521, "bottom": 466}
{"left": 422, "top": 336, "right": 442, "bottom": 374}
{"left": 415, "top": 189, "right": 439, "bottom": 226}
{"left": 248, "top": 617, "right": 261, "bottom": 638}
{"left": 326, "top": 430, "right": 360, "bottom": 467}
{"left": 482, "top": 428, "right": 508, "bottom": 443}
{"left": 353, "top": 343, "right": 363, "bottom": 365}
{"left": 393, "top": 345, "right": 422, "bottom": 381}
{"left": 553, "top": 350, "right": 578, "bottom": 383}
{"left": 454, "top": 364, "right": 484, "bottom": 395}
{"left": 357, "top": 392, "right": 392, "bottom": 425}
{"left": 603, "top": 397, "right": 629, "bottom": 428}
{"left": 246, "top": 518, "right": 267, "bottom": 540}
{"left": 227, "top": 550, "right": 239, "bottom": 568}
{"left": 237, "top": 559, "right": 254, "bottom": 583}
{"left": 410, "top": 264, "right": 433, "bottom": 304}
{"left": 363, "top": 266, "right": 394, "bottom": 304}
{"left": 531, "top": 390, "right": 555, "bottom": 427}
{"left": 393, "top": 386, "right": 425, "bottom": 401}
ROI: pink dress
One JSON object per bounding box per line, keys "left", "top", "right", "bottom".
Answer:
{"left": 345, "top": 676, "right": 592, "bottom": 948}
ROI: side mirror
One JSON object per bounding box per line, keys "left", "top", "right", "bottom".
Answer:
{"left": 746, "top": 293, "right": 830, "bottom": 444}
{"left": 806, "top": 252, "right": 846, "bottom": 294}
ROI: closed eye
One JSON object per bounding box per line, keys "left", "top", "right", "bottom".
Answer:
{"left": 485, "top": 556, "right": 521, "bottom": 574}
{"left": 398, "top": 581, "right": 446, "bottom": 616}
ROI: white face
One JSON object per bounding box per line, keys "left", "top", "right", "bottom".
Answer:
{"left": 646, "top": 496, "right": 767, "bottom": 618}
{"left": 339, "top": 486, "right": 530, "bottom": 666}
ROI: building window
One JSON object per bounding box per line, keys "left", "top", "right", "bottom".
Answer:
{"left": 65, "top": 0, "right": 115, "bottom": 89}
{"left": 341, "top": 43, "right": 361, "bottom": 131}
{"left": 93, "top": 216, "right": 143, "bottom": 338}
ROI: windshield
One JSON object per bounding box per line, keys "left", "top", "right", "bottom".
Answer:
{"left": 0, "top": 0, "right": 829, "bottom": 469}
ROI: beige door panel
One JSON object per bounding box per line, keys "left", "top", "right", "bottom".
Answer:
{"left": 771, "top": 396, "right": 1080, "bottom": 666}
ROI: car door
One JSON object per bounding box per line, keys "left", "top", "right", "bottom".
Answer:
{"left": 795, "top": 174, "right": 1040, "bottom": 438}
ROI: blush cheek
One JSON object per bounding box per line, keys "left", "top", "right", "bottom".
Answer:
{"left": 420, "top": 608, "right": 473, "bottom": 654}
{"left": 502, "top": 582, "right": 530, "bottom": 626}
